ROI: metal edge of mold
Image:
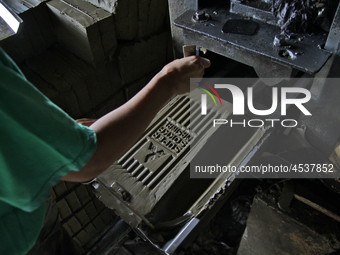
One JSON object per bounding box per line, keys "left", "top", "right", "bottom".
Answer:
{"left": 162, "top": 217, "right": 200, "bottom": 255}
{"left": 90, "top": 179, "right": 144, "bottom": 228}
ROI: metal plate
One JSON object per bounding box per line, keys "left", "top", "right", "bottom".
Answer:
{"left": 230, "top": 0, "right": 278, "bottom": 26}
{"left": 174, "top": 8, "right": 332, "bottom": 74}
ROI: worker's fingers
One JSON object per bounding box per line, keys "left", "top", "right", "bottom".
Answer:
{"left": 186, "top": 55, "right": 211, "bottom": 71}
{"left": 198, "top": 57, "right": 211, "bottom": 69}
{"left": 157, "top": 55, "right": 211, "bottom": 96}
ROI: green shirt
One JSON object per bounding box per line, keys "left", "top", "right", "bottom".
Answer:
{"left": 0, "top": 48, "right": 97, "bottom": 254}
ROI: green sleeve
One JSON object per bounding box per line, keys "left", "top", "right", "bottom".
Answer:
{"left": 0, "top": 47, "right": 97, "bottom": 255}
{"left": 0, "top": 48, "right": 97, "bottom": 212}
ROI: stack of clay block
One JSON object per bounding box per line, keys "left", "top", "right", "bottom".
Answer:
{"left": 3, "top": 0, "right": 172, "bottom": 119}
{"left": 117, "top": 32, "right": 169, "bottom": 85}
{"left": 1, "top": 0, "right": 57, "bottom": 64}
{"left": 20, "top": 45, "right": 125, "bottom": 119}
{"left": 47, "top": 0, "right": 117, "bottom": 67}
{"left": 82, "top": 0, "right": 168, "bottom": 40}
{"left": 53, "top": 181, "right": 119, "bottom": 253}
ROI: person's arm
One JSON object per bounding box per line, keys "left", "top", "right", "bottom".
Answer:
{"left": 61, "top": 56, "right": 211, "bottom": 182}
{"left": 75, "top": 118, "right": 97, "bottom": 126}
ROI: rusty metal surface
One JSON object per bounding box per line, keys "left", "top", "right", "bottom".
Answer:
{"left": 325, "top": 0, "right": 340, "bottom": 52}
{"left": 168, "top": 0, "right": 198, "bottom": 58}
{"left": 230, "top": 0, "right": 278, "bottom": 26}
{"left": 174, "top": 8, "right": 332, "bottom": 75}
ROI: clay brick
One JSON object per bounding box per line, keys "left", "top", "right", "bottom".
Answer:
{"left": 12, "top": 34, "right": 35, "bottom": 63}
{"left": 95, "top": 65, "right": 115, "bottom": 101}
{"left": 94, "top": 90, "right": 125, "bottom": 118}
{"left": 84, "top": 201, "right": 98, "bottom": 219}
{"left": 67, "top": 216, "right": 82, "bottom": 234}
{"left": 25, "top": 48, "right": 96, "bottom": 118}
{"left": 57, "top": 198, "right": 72, "bottom": 219}
{"left": 65, "top": 181, "right": 78, "bottom": 190}
{"left": 62, "top": 222, "right": 73, "bottom": 236}
{"left": 1, "top": 1, "right": 57, "bottom": 64}
{"left": 124, "top": 70, "right": 158, "bottom": 100}
{"left": 65, "top": 192, "right": 82, "bottom": 212}
{"left": 104, "top": 91, "right": 125, "bottom": 112}
{"left": 48, "top": 46, "right": 105, "bottom": 109}
{"left": 92, "top": 216, "right": 106, "bottom": 231}
{"left": 82, "top": 73, "right": 103, "bottom": 108}
{"left": 76, "top": 230, "right": 91, "bottom": 246}
{"left": 52, "top": 181, "right": 68, "bottom": 197}
{"left": 50, "top": 95, "right": 67, "bottom": 112}
{"left": 81, "top": 111, "right": 97, "bottom": 119}
{"left": 91, "top": 60, "right": 122, "bottom": 106}
{"left": 3, "top": 0, "right": 44, "bottom": 14}
{"left": 138, "top": 0, "right": 168, "bottom": 39}
{"left": 20, "top": 10, "right": 47, "bottom": 53}
{"left": 61, "top": 0, "right": 118, "bottom": 57}
{"left": 85, "top": 184, "right": 96, "bottom": 198}
{"left": 26, "top": 59, "right": 80, "bottom": 117}
{"left": 83, "top": 0, "right": 138, "bottom": 40}
{"left": 75, "top": 209, "right": 91, "bottom": 225}
{"left": 32, "top": 4, "right": 57, "bottom": 48}
{"left": 41, "top": 50, "right": 80, "bottom": 85}
{"left": 75, "top": 185, "right": 91, "bottom": 205}
{"left": 20, "top": 64, "right": 60, "bottom": 100}
{"left": 72, "top": 236, "right": 82, "bottom": 247}
{"left": 38, "top": 51, "right": 93, "bottom": 114}
{"left": 26, "top": 54, "right": 71, "bottom": 93}
{"left": 50, "top": 45, "right": 94, "bottom": 78}
{"left": 113, "top": 0, "right": 138, "bottom": 40}
{"left": 47, "top": 0, "right": 115, "bottom": 66}
{"left": 59, "top": 89, "right": 82, "bottom": 118}
{"left": 85, "top": 223, "right": 98, "bottom": 238}
{"left": 70, "top": 81, "right": 93, "bottom": 115}
{"left": 117, "top": 31, "right": 168, "bottom": 85}
{"left": 1, "top": 43, "right": 23, "bottom": 65}
{"left": 105, "top": 59, "right": 122, "bottom": 91}
{"left": 101, "top": 31, "right": 117, "bottom": 59}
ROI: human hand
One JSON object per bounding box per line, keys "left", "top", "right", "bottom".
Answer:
{"left": 157, "top": 56, "right": 211, "bottom": 96}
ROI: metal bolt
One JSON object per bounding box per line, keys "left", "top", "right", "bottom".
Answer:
{"left": 273, "top": 34, "right": 286, "bottom": 47}
{"left": 92, "top": 181, "right": 100, "bottom": 189}
{"left": 195, "top": 11, "right": 206, "bottom": 21}
{"left": 192, "top": 10, "right": 210, "bottom": 22}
